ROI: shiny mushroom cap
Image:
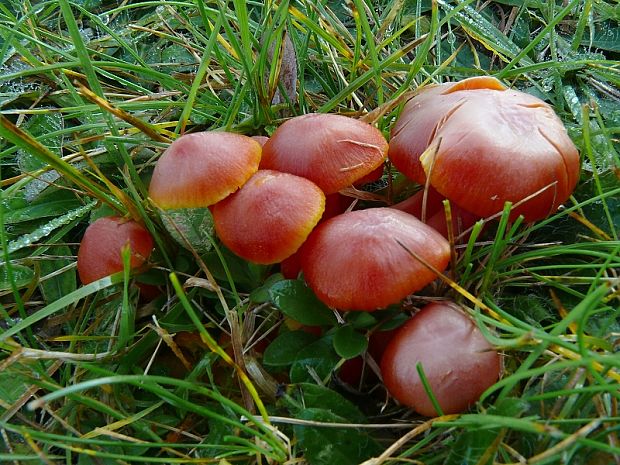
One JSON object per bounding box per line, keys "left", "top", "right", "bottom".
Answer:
{"left": 299, "top": 208, "right": 450, "bottom": 311}
{"left": 381, "top": 301, "right": 501, "bottom": 416}
{"left": 149, "top": 131, "right": 262, "bottom": 209}
{"left": 389, "top": 77, "right": 580, "bottom": 221}
{"left": 260, "top": 113, "right": 388, "bottom": 195}
{"left": 212, "top": 170, "right": 325, "bottom": 265}
{"left": 77, "top": 216, "right": 154, "bottom": 284}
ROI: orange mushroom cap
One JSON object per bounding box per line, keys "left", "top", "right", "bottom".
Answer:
{"left": 389, "top": 77, "right": 580, "bottom": 221}
{"left": 149, "top": 131, "right": 262, "bottom": 209}
{"left": 299, "top": 208, "right": 450, "bottom": 311}
{"left": 260, "top": 113, "right": 388, "bottom": 195}
{"left": 77, "top": 216, "right": 154, "bottom": 284}
{"left": 381, "top": 301, "right": 501, "bottom": 416}
{"left": 354, "top": 163, "right": 384, "bottom": 187}
{"left": 212, "top": 170, "right": 325, "bottom": 265}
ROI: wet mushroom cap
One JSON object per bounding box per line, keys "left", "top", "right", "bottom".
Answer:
{"left": 149, "top": 131, "right": 262, "bottom": 209}
{"left": 389, "top": 77, "right": 580, "bottom": 221}
{"left": 212, "top": 170, "right": 325, "bottom": 265}
{"left": 381, "top": 301, "right": 501, "bottom": 416}
{"left": 260, "top": 113, "right": 388, "bottom": 195}
{"left": 299, "top": 208, "right": 450, "bottom": 311}
{"left": 391, "top": 185, "right": 447, "bottom": 220}
{"left": 392, "top": 186, "right": 481, "bottom": 240}
{"left": 77, "top": 216, "right": 154, "bottom": 284}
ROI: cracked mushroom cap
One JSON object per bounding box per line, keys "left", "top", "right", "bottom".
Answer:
{"left": 299, "top": 208, "right": 450, "bottom": 311}
{"left": 149, "top": 131, "right": 262, "bottom": 209}
{"left": 388, "top": 77, "right": 580, "bottom": 221}
{"left": 260, "top": 113, "right": 388, "bottom": 195}
{"left": 212, "top": 170, "right": 325, "bottom": 265}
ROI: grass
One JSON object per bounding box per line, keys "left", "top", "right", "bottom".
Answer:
{"left": 1, "top": 0, "right": 619, "bottom": 464}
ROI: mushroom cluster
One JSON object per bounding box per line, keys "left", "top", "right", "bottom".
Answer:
{"left": 151, "top": 112, "right": 396, "bottom": 272}
{"left": 76, "top": 77, "right": 580, "bottom": 417}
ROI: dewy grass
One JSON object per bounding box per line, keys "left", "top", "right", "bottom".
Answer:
{"left": 1, "top": 0, "right": 619, "bottom": 464}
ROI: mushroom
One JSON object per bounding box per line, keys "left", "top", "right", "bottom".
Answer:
{"left": 392, "top": 186, "right": 481, "bottom": 240}
{"left": 77, "top": 216, "right": 154, "bottom": 284}
{"left": 251, "top": 135, "right": 270, "bottom": 146}
{"left": 280, "top": 251, "right": 302, "bottom": 279}
{"left": 212, "top": 170, "right": 325, "bottom": 265}
{"left": 148, "top": 131, "right": 262, "bottom": 251}
{"left": 278, "top": 189, "right": 369, "bottom": 279}
{"left": 380, "top": 300, "right": 501, "bottom": 416}
{"left": 149, "top": 131, "right": 262, "bottom": 209}
{"left": 299, "top": 208, "right": 450, "bottom": 311}
{"left": 353, "top": 163, "right": 384, "bottom": 187}
{"left": 260, "top": 113, "right": 388, "bottom": 194}
{"left": 389, "top": 77, "right": 580, "bottom": 221}
{"left": 391, "top": 186, "right": 447, "bottom": 220}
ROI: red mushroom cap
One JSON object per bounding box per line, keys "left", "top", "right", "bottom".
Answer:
{"left": 299, "top": 208, "right": 450, "bottom": 311}
{"left": 393, "top": 186, "right": 481, "bottom": 240}
{"left": 391, "top": 185, "right": 446, "bottom": 219}
{"left": 279, "top": 193, "right": 355, "bottom": 279}
{"left": 389, "top": 77, "right": 580, "bottom": 221}
{"left": 260, "top": 113, "right": 388, "bottom": 194}
{"left": 212, "top": 170, "right": 325, "bottom": 264}
{"left": 149, "top": 131, "right": 262, "bottom": 209}
{"left": 251, "top": 135, "right": 270, "bottom": 146}
{"left": 381, "top": 301, "right": 501, "bottom": 416}
{"left": 77, "top": 216, "right": 154, "bottom": 284}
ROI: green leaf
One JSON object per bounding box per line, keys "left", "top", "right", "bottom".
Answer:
{"left": 294, "top": 408, "right": 381, "bottom": 465}
{"left": 4, "top": 200, "right": 96, "bottom": 255}
{"left": 376, "top": 311, "right": 409, "bottom": 331}
{"left": 584, "top": 26, "right": 620, "bottom": 52}
{"left": 38, "top": 245, "right": 76, "bottom": 305}
{"left": 333, "top": 325, "right": 368, "bottom": 359}
{"left": 446, "top": 414, "right": 549, "bottom": 435}
{"left": 491, "top": 397, "right": 531, "bottom": 418}
{"left": 445, "top": 429, "right": 498, "bottom": 465}
{"left": 16, "top": 113, "right": 64, "bottom": 172}
{"left": 160, "top": 44, "right": 196, "bottom": 72}
{"left": 0, "top": 367, "right": 30, "bottom": 405}
{"left": 441, "top": 0, "right": 532, "bottom": 66}
{"left": 250, "top": 272, "right": 284, "bottom": 304}
{"left": 263, "top": 330, "right": 319, "bottom": 367}
{"left": 204, "top": 246, "right": 267, "bottom": 291}
{"left": 3, "top": 198, "right": 81, "bottom": 224}
{"left": 268, "top": 280, "right": 337, "bottom": 326}
{"left": 510, "top": 294, "right": 554, "bottom": 328}
{"left": 490, "top": 0, "right": 545, "bottom": 7}
{"left": 290, "top": 336, "right": 340, "bottom": 383}
{"left": 291, "top": 383, "right": 367, "bottom": 423}
{"left": 347, "top": 312, "right": 377, "bottom": 329}
{"left": 0, "top": 263, "right": 35, "bottom": 291}
{"left": 161, "top": 207, "right": 215, "bottom": 254}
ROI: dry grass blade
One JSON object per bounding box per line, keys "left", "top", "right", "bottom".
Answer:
{"left": 77, "top": 83, "right": 173, "bottom": 143}
{"left": 360, "top": 415, "right": 460, "bottom": 465}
